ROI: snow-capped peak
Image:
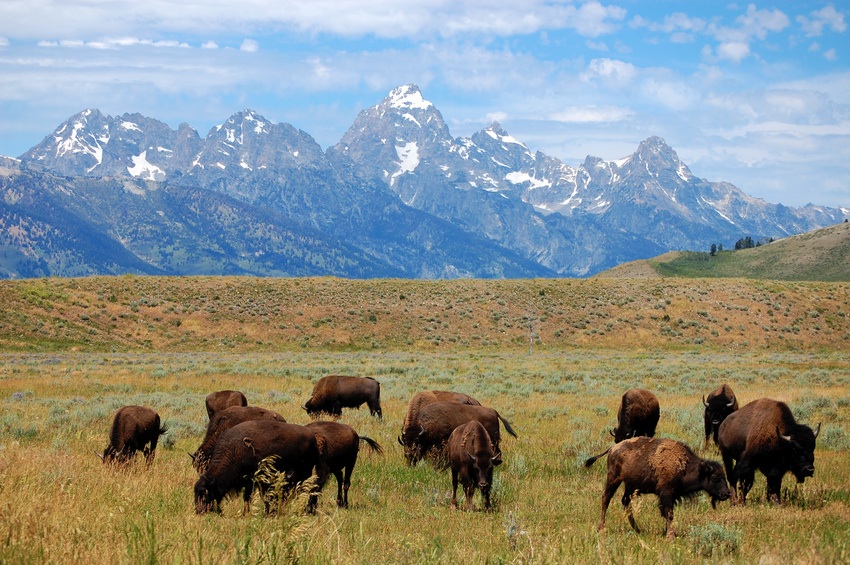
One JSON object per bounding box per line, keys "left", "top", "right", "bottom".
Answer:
{"left": 387, "top": 84, "right": 433, "bottom": 111}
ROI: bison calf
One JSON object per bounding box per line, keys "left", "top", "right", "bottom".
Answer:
{"left": 205, "top": 390, "right": 247, "bottom": 420}
{"left": 448, "top": 420, "right": 502, "bottom": 512}
{"left": 194, "top": 420, "right": 327, "bottom": 515}
{"left": 717, "top": 398, "right": 820, "bottom": 504}
{"left": 101, "top": 405, "right": 167, "bottom": 466}
{"left": 304, "top": 375, "right": 382, "bottom": 419}
{"left": 586, "top": 437, "right": 730, "bottom": 539}
{"left": 306, "top": 421, "right": 383, "bottom": 508}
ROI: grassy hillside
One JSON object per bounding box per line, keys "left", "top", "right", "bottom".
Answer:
{"left": 598, "top": 221, "right": 850, "bottom": 281}
{"left": 0, "top": 275, "right": 849, "bottom": 352}
{"left": 1, "top": 275, "right": 849, "bottom": 563}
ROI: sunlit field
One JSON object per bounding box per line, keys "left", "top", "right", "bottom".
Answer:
{"left": 2, "top": 349, "right": 848, "bottom": 564}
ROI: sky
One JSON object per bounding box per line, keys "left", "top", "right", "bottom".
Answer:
{"left": 1, "top": 1, "right": 848, "bottom": 209}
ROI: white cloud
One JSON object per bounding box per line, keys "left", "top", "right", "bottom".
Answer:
{"left": 716, "top": 41, "right": 751, "bottom": 63}
{"left": 797, "top": 5, "right": 847, "bottom": 37}
{"left": 240, "top": 39, "right": 258, "bottom": 53}
{"left": 0, "top": 37, "right": 9, "bottom": 48}
{"left": 824, "top": 48, "right": 838, "bottom": 61}
{"left": 549, "top": 105, "right": 633, "bottom": 123}
{"left": 580, "top": 58, "right": 637, "bottom": 86}
{"left": 202, "top": 41, "right": 219, "bottom": 49}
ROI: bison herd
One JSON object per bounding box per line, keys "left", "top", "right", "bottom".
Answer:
{"left": 100, "top": 377, "right": 821, "bottom": 538}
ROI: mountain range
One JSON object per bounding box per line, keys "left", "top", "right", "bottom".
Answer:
{"left": 1, "top": 84, "right": 847, "bottom": 279}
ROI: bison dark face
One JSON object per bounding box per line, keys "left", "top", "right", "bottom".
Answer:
{"left": 704, "top": 396, "right": 736, "bottom": 430}
{"left": 777, "top": 424, "right": 819, "bottom": 483}
{"left": 193, "top": 475, "right": 220, "bottom": 514}
{"left": 699, "top": 460, "right": 731, "bottom": 508}
{"left": 470, "top": 451, "right": 501, "bottom": 491}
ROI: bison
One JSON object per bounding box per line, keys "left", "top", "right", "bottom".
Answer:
{"left": 448, "top": 420, "right": 502, "bottom": 512}
{"left": 305, "top": 421, "right": 383, "bottom": 508}
{"left": 610, "top": 389, "right": 660, "bottom": 443}
{"left": 401, "top": 390, "right": 481, "bottom": 438}
{"left": 194, "top": 420, "right": 327, "bottom": 515}
{"left": 191, "top": 405, "right": 287, "bottom": 473}
{"left": 717, "top": 398, "right": 820, "bottom": 504}
{"left": 702, "top": 383, "right": 738, "bottom": 447}
{"left": 304, "top": 375, "right": 382, "bottom": 419}
{"left": 399, "top": 401, "right": 517, "bottom": 466}
{"left": 585, "top": 437, "right": 731, "bottom": 539}
{"left": 205, "top": 390, "right": 247, "bottom": 420}
{"left": 100, "top": 405, "right": 167, "bottom": 466}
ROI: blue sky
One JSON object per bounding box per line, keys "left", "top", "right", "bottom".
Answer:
{"left": 1, "top": 1, "right": 848, "bottom": 208}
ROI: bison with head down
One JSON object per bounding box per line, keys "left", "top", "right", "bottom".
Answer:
{"left": 610, "top": 388, "right": 660, "bottom": 443}
{"left": 399, "top": 401, "right": 517, "bottom": 466}
{"left": 101, "top": 405, "right": 167, "bottom": 466}
{"left": 304, "top": 375, "right": 381, "bottom": 419}
{"left": 702, "top": 383, "right": 738, "bottom": 447}
{"left": 191, "top": 405, "right": 287, "bottom": 473}
{"left": 402, "top": 390, "right": 481, "bottom": 435}
{"left": 205, "top": 390, "right": 247, "bottom": 420}
{"left": 717, "top": 398, "right": 820, "bottom": 504}
{"left": 194, "top": 420, "right": 327, "bottom": 515}
{"left": 585, "top": 436, "right": 730, "bottom": 539}
{"left": 448, "top": 420, "right": 502, "bottom": 512}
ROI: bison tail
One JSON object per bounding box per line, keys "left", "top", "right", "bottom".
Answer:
{"left": 583, "top": 447, "right": 612, "bottom": 468}
{"left": 498, "top": 414, "right": 518, "bottom": 438}
{"left": 158, "top": 424, "right": 169, "bottom": 437}
{"left": 359, "top": 436, "right": 384, "bottom": 455}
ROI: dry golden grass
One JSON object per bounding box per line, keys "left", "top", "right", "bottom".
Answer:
{"left": 1, "top": 349, "right": 849, "bottom": 564}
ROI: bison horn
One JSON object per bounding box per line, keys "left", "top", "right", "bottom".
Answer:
{"left": 94, "top": 450, "right": 104, "bottom": 460}
{"left": 726, "top": 399, "right": 735, "bottom": 408}
{"left": 188, "top": 452, "right": 196, "bottom": 461}
{"left": 814, "top": 422, "right": 821, "bottom": 439}
{"left": 609, "top": 429, "right": 616, "bottom": 438}
{"left": 702, "top": 395, "right": 708, "bottom": 407}
{"left": 776, "top": 426, "right": 793, "bottom": 443}
{"left": 397, "top": 436, "right": 403, "bottom": 446}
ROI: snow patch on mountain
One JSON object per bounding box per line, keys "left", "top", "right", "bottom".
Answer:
{"left": 506, "top": 171, "right": 551, "bottom": 190}
{"left": 127, "top": 150, "right": 165, "bottom": 181}
{"left": 392, "top": 141, "right": 419, "bottom": 185}
{"left": 388, "top": 84, "right": 433, "bottom": 111}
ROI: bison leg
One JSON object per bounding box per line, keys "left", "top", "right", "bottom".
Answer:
{"left": 332, "top": 469, "right": 345, "bottom": 507}
{"left": 341, "top": 463, "right": 354, "bottom": 509}
{"left": 598, "top": 478, "right": 621, "bottom": 532}
{"left": 622, "top": 489, "right": 641, "bottom": 534}
{"left": 658, "top": 491, "right": 676, "bottom": 539}
{"left": 765, "top": 470, "right": 784, "bottom": 505}
{"left": 464, "top": 481, "right": 475, "bottom": 511}
{"left": 451, "top": 469, "right": 459, "bottom": 508}
{"left": 367, "top": 400, "right": 382, "bottom": 420}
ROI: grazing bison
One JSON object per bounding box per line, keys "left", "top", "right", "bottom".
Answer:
{"left": 205, "top": 390, "right": 247, "bottom": 420}
{"left": 304, "top": 375, "right": 382, "bottom": 419}
{"left": 191, "top": 405, "right": 287, "bottom": 473}
{"left": 448, "top": 420, "right": 502, "bottom": 511}
{"left": 585, "top": 437, "right": 731, "bottom": 539}
{"left": 101, "top": 405, "right": 167, "bottom": 466}
{"left": 610, "top": 389, "right": 660, "bottom": 443}
{"left": 702, "top": 383, "right": 738, "bottom": 446}
{"left": 401, "top": 390, "right": 481, "bottom": 437}
{"left": 306, "top": 421, "right": 383, "bottom": 508}
{"left": 399, "top": 401, "right": 517, "bottom": 465}
{"left": 717, "top": 398, "right": 820, "bottom": 504}
{"left": 194, "top": 420, "right": 327, "bottom": 515}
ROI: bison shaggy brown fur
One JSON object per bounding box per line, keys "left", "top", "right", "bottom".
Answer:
{"left": 193, "top": 420, "right": 327, "bottom": 515}
{"left": 586, "top": 437, "right": 730, "bottom": 539}
{"left": 205, "top": 390, "right": 247, "bottom": 420}
{"left": 191, "top": 405, "right": 287, "bottom": 473}
{"left": 610, "top": 388, "right": 660, "bottom": 443}
{"left": 304, "top": 375, "right": 381, "bottom": 419}
{"left": 717, "top": 398, "right": 820, "bottom": 504}
{"left": 101, "top": 405, "right": 167, "bottom": 466}
{"left": 306, "top": 421, "right": 383, "bottom": 508}
{"left": 702, "top": 383, "right": 738, "bottom": 447}
{"left": 448, "top": 420, "right": 502, "bottom": 511}
{"left": 400, "top": 401, "right": 517, "bottom": 466}
{"left": 401, "top": 390, "right": 481, "bottom": 438}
